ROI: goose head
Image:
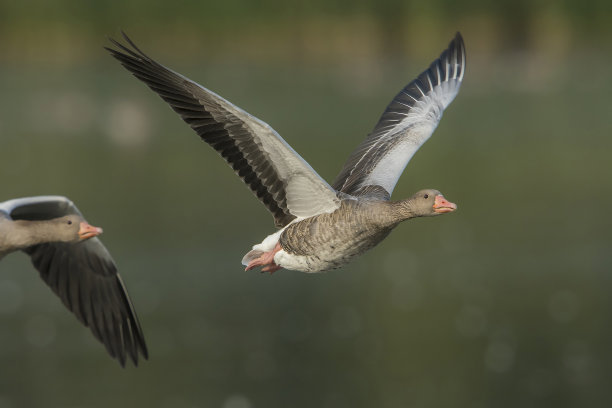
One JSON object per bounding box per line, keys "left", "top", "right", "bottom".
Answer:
{"left": 48, "top": 215, "right": 103, "bottom": 242}
{"left": 404, "top": 189, "right": 457, "bottom": 217}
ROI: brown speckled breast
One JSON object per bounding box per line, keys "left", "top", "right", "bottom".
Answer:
{"left": 278, "top": 200, "right": 398, "bottom": 269}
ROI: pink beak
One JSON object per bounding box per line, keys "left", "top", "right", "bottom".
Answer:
{"left": 78, "top": 222, "right": 103, "bottom": 240}
{"left": 433, "top": 195, "right": 457, "bottom": 214}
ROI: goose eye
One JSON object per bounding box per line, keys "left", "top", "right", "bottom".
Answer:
{"left": 67, "top": 220, "right": 72, "bottom": 225}
{"left": 424, "top": 194, "right": 429, "bottom": 199}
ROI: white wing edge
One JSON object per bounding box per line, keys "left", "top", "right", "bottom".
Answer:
{"left": 0, "top": 196, "right": 75, "bottom": 216}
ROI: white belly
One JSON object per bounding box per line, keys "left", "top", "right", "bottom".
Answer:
{"left": 273, "top": 250, "right": 316, "bottom": 272}
{"left": 274, "top": 248, "right": 360, "bottom": 273}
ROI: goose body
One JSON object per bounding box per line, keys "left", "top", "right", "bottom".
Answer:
{"left": 0, "top": 196, "right": 147, "bottom": 366}
{"left": 274, "top": 199, "right": 398, "bottom": 272}
{"left": 107, "top": 32, "right": 465, "bottom": 273}
{"left": 245, "top": 189, "right": 456, "bottom": 273}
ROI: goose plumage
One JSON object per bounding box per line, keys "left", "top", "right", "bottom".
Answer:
{"left": 0, "top": 196, "right": 147, "bottom": 366}
{"left": 107, "top": 32, "right": 465, "bottom": 273}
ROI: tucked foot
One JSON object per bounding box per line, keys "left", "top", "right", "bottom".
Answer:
{"left": 261, "top": 263, "right": 282, "bottom": 274}
{"left": 245, "top": 243, "right": 282, "bottom": 274}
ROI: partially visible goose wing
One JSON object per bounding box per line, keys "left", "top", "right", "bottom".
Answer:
{"left": 4, "top": 196, "right": 148, "bottom": 367}
{"left": 106, "top": 33, "right": 340, "bottom": 228}
{"left": 333, "top": 33, "right": 465, "bottom": 200}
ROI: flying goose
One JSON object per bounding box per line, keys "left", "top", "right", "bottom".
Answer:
{"left": 107, "top": 32, "right": 465, "bottom": 273}
{"left": 0, "top": 196, "right": 147, "bottom": 366}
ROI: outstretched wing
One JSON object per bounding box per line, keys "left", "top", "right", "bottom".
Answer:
{"left": 106, "top": 33, "right": 340, "bottom": 227}
{"left": 5, "top": 196, "right": 148, "bottom": 367}
{"left": 333, "top": 33, "right": 466, "bottom": 200}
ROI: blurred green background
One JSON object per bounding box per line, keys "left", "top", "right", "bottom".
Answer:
{"left": 1, "top": 0, "right": 611, "bottom": 407}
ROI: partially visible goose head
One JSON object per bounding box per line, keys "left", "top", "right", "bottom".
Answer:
{"left": 42, "top": 215, "right": 103, "bottom": 243}
{"left": 402, "top": 189, "right": 457, "bottom": 218}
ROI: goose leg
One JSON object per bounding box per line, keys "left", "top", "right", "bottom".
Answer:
{"left": 261, "top": 263, "right": 282, "bottom": 274}
{"left": 245, "top": 243, "right": 282, "bottom": 273}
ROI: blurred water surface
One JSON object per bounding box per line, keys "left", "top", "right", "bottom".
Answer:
{"left": 1, "top": 5, "right": 612, "bottom": 407}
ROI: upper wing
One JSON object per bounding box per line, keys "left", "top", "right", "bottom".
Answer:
{"left": 333, "top": 33, "right": 466, "bottom": 199}
{"left": 6, "top": 196, "right": 148, "bottom": 367}
{"left": 106, "top": 33, "right": 340, "bottom": 228}
{"left": 2, "top": 196, "right": 86, "bottom": 220}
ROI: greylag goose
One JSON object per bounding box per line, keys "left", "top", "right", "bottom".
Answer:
{"left": 0, "top": 196, "right": 147, "bottom": 366}
{"left": 107, "top": 32, "right": 465, "bottom": 273}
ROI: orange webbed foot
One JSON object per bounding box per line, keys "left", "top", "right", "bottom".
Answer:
{"left": 245, "top": 243, "right": 282, "bottom": 273}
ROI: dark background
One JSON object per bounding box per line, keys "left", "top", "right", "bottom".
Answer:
{"left": 1, "top": 1, "right": 611, "bottom": 407}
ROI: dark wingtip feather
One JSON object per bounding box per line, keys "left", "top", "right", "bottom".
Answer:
{"left": 448, "top": 32, "right": 466, "bottom": 80}
{"left": 454, "top": 31, "right": 464, "bottom": 44}
{"left": 120, "top": 31, "right": 149, "bottom": 58}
